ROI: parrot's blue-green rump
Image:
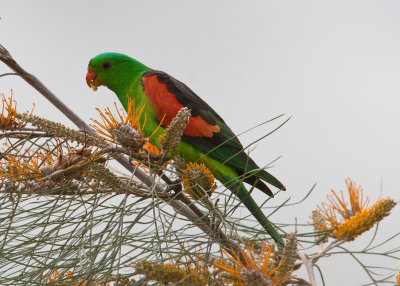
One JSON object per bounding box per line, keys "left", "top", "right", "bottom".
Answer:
{"left": 86, "top": 53, "right": 286, "bottom": 246}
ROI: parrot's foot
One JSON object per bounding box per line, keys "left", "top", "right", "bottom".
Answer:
{"left": 159, "top": 173, "right": 183, "bottom": 195}
{"left": 166, "top": 178, "right": 183, "bottom": 195}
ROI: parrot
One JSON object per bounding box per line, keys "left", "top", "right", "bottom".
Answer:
{"left": 86, "top": 53, "right": 286, "bottom": 246}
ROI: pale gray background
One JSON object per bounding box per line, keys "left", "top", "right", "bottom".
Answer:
{"left": 2, "top": 1, "right": 400, "bottom": 284}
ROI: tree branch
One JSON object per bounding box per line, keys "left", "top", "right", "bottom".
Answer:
{"left": 297, "top": 250, "right": 318, "bottom": 286}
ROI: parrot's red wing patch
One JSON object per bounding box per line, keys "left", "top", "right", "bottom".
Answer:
{"left": 142, "top": 74, "right": 220, "bottom": 137}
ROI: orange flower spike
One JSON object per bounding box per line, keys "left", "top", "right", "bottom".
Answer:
{"left": 318, "top": 178, "right": 371, "bottom": 224}
{"left": 313, "top": 178, "right": 396, "bottom": 242}
{"left": 92, "top": 101, "right": 139, "bottom": 143}
{"left": 4, "top": 154, "right": 34, "bottom": 183}
{"left": 333, "top": 197, "right": 396, "bottom": 241}
{"left": 215, "top": 242, "right": 289, "bottom": 286}
{"left": 0, "top": 93, "right": 18, "bottom": 130}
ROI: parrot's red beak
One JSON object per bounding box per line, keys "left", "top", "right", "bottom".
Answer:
{"left": 86, "top": 69, "right": 101, "bottom": 91}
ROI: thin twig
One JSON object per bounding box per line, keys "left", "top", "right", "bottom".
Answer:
{"left": 0, "top": 130, "right": 51, "bottom": 139}
{"left": 311, "top": 240, "right": 344, "bottom": 263}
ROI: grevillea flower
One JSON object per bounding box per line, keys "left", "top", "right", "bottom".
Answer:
{"left": 182, "top": 162, "right": 217, "bottom": 202}
{"left": 91, "top": 98, "right": 163, "bottom": 168}
{"left": 214, "top": 242, "right": 291, "bottom": 286}
{"left": 91, "top": 97, "right": 145, "bottom": 139}
{"left": 312, "top": 178, "right": 396, "bottom": 242}
{"left": 332, "top": 198, "right": 396, "bottom": 241}
{"left": 0, "top": 92, "right": 25, "bottom": 130}
{"left": 0, "top": 145, "right": 44, "bottom": 186}
{"left": 276, "top": 233, "right": 297, "bottom": 277}
{"left": 158, "top": 107, "right": 190, "bottom": 154}
{"left": 134, "top": 259, "right": 209, "bottom": 286}
{"left": 0, "top": 142, "right": 104, "bottom": 190}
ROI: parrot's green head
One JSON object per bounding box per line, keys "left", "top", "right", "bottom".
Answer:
{"left": 86, "top": 53, "right": 149, "bottom": 93}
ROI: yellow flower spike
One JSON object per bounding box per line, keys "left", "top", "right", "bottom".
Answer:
{"left": 134, "top": 260, "right": 209, "bottom": 286}
{"left": 396, "top": 272, "right": 400, "bottom": 285}
{"left": 311, "top": 179, "right": 396, "bottom": 242}
{"left": 182, "top": 162, "right": 217, "bottom": 202}
{"left": 214, "top": 242, "right": 292, "bottom": 286}
{"left": 333, "top": 198, "right": 396, "bottom": 241}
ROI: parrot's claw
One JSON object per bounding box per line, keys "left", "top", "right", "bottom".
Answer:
{"left": 158, "top": 172, "right": 182, "bottom": 195}
{"left": 164, "top": 177, "right": 183, "bottom": 195}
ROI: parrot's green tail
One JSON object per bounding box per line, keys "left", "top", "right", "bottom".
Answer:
{"left": 216, "top": 172, "right": 285, "bottom": 247}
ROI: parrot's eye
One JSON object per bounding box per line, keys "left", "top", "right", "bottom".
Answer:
{"left": 102, "top": 62, "right": 111, "bottom": 69}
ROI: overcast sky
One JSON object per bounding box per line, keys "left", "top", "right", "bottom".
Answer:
{"left": 2, "top": 1, "right": 400, "bottom": 284}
